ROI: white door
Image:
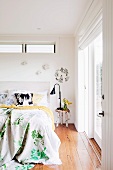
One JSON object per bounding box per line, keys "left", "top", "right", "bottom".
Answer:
{"left": 84, "top": 47, "right": 89, "bottom": 136}
{"left": 94, "top": 33, "right": 103, "bottom": 148}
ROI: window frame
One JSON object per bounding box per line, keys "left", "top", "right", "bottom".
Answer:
{"left": 0, "top": 44, "right": 23, "bottom": 53}
{"left": 25, "top": 43, "right": 56, "bottom": 54}
{"left": 0, "top": 42, "right": 56, "bottom": 54}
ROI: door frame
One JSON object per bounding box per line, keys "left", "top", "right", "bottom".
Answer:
{"left": 84, "top": 43, "right": 94, "bottom": 139}
{"left": 102, "top": 0, "right": 113, "bottom": 169}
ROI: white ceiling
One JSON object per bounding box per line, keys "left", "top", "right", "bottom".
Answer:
{"left": 0, "top": 0, "right": 91, "bottom": 35}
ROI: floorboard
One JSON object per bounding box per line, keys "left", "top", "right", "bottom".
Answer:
{"left": 87, "top": 136, "right": 101, "bottom": 163}
{"left": 32, "top": 124, "right": 101, "bottom": 170}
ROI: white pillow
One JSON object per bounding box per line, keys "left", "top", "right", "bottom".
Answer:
{"left": 0, "top": 93, "right": 8, "bottom": 104}
{"left": 34, "top": 90, "right": 49, "bottom": 107}
{"left": 4, "top": 93, "right": 16, "bottom": 105}
{"left": 8, "top": 89, "right": 30, "bottom": 95}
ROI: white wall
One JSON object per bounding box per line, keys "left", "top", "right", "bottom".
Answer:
{"left": 0, "top": 35, "right": 75, "bottom": 123}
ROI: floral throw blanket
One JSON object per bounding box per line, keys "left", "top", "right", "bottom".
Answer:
{"left": 0, "top": 108, "right": 61, "bottom": 170}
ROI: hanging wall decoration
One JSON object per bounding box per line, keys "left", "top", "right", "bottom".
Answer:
{"left": 42, "top": 64, "right": 49, "bottom": 70}
{"left": 21, "top": 61, "right": 27, "bottom": 65}
{"left": 55, "top": 67, "right": 69, "bottom": 83}
{"left": 36, "top": 70, "right": 42, "bottom": 75}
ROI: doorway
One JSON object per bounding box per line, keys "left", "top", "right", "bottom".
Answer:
{"left": 83, "top": 33, "right": 103, "bottom": 148}
{"left": 94, "top": 33, "right": 103, "bottom": 148}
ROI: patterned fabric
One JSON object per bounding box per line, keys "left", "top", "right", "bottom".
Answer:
{"left": 5, "top": 94, "right": 16, "bottom": 105}
{"left": 0, "top": 105, "right": 55, "bottom": 130}
{"left": 14, "top": 93, "right": 33, "bottom": 106}
{"left": 0, "top": 107, "right": 61, "bottom": 170}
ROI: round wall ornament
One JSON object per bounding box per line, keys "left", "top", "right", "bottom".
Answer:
{"left": 55, "top": 67, "right": 69, "bottom": 83}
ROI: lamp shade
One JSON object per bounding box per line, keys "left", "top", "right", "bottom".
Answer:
{"left": 50, "top": 87, "right": 55, "bottom": 95}
{"left": 50, "top": 84, "right": 63, "bottom": 110}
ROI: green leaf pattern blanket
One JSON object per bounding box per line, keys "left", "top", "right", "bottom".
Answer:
{"left": 0, "top": 108, "right": 61, "bottom": 170}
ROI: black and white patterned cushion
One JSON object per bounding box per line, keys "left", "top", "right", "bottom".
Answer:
{"left": 14, "top": 93, "right": 33, "bottom": 106}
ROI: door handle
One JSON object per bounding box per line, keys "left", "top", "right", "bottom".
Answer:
{"left": 102, "top": 95, "right": 104, "bottom": 100}
{"left": 99, "top": 111, "right": 104, "bottom": 117}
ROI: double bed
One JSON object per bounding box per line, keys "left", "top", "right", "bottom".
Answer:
{"left": 0, "top": 81, "right": 61, "bottom": 170}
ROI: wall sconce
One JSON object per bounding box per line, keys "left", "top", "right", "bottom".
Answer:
{"left": 50, "top": 83, "right": 63, "bottom": 110}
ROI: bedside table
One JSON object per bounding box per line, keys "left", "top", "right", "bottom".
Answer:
{"left": 55, "top": 108, "right": 70, "bottom": 127}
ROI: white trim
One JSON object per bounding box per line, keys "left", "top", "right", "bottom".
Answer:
{"left": 77, "top": 0, "right": 102, "bottom": 50}
{"left": 74, "top": 0, "right": 95, "bottom": 36}
{"left": 0, "top": 34, "right": 74, "bottom": 38}
{"left": 88, "top": 43, "right": 94, "bottom": 138}
{"left": 77, "top": 0, "right": 102, "bottom": 36}
{"left": 94, "top": 131, "right": 101, "bottom": 148}
{"left": 79, "top": 10, "right": 102, "bottom": 49}
{"left": 102, "top": 0, "right": 113, "bottom": 169}
{"left": 79, "top": 16, "right": 102, "bottom": 49}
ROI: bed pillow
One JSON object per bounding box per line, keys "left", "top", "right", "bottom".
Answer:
{"left": 14, "top": 93, "right": 33, "bottom": 106}
{"left": 33, "top": 90, "right": 49, "bottom": 107}
{"left": 8, "top": 89, "right": 30, "bottom": 95}
{"left": 7, "top": 89, "right": 49, "bottom": 107}
{"left": 4, "top": 93, "right": 16, "bottom": 105}
{"left": 32, "top": 94, "right": 44, "bottom": 106}
{"left": 0, "top": 93, "right": 8, "bottom": 104}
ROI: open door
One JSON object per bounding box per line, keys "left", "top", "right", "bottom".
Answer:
{"left": 94, "top": 33, "right": 103, "bottom": 148}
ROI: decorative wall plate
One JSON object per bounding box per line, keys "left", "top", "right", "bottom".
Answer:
{"left": 55, "top": 67, "right": 69, "bottom": 83}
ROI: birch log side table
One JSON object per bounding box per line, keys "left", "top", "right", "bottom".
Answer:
{"left": 55, "top": 109, "right": 70, "bottom": 127}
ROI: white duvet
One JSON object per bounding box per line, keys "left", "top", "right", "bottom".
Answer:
{"left": 0, "top": 108, "right": 61, "bottom": 170}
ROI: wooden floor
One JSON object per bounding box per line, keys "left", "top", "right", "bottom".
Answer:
{"left": 88, "top": 137, "right": 101, "bottom": 163}
{"left": 32, "top": 124, "right": 101, "bottom": 170}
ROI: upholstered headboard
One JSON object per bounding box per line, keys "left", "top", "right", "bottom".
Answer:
{"left": 0, "top": 81, "right": 50, "bottom": 92}
{"left": 0, "top": 81, "right": 50, "bottom": 101}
